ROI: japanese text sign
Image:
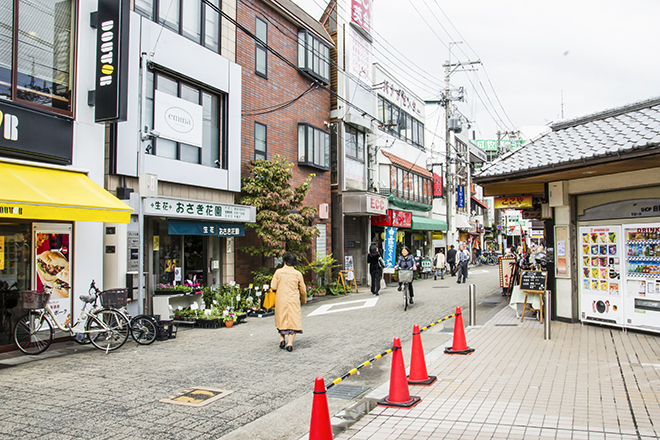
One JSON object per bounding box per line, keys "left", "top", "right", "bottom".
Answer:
{"left": 351, "top": 0, "right": 372, "bottom": 36}
{"left": 494, "top": 196, "right": 533, "bottom": 209}
{"left": 144, "top": 197, "right": 256, "bottom": 222}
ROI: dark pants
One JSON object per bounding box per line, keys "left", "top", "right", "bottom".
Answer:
{"left": 457, "top": 261, "right": 468, "bottom": 283}
{"left": 370, "top": 270, "right": 382, "bottom": 294}
{"left": 448, "top": 262, "right": 456, "bottom": 276}
{"left": 398, "top": 281, "right": 414, "bottom": 297}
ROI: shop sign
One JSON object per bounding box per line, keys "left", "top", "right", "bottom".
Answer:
{"left": 350, "top": 0, "right": 372, "bottom": 38}
{"left": 0, "top": 205, "right": 23, "bottom": 217}
{"left": 494, "top": 196, "right": 533, "bottom": 209}
{"left": 0, "top": 236, "right": 4, "bottom": 270}
{"left": 144, "top": 197, "right": 256, "bottom": 222}
{"left": 367, "top": 195, "right": 387, "bottom": 215}
{"left": 383, "top": 227, "right": 397, "bottom": 273}
{"left": 433, "top": 172, "right": 443, "bottom": 198}
{"left": 154, "top": 91, "right": 203, "bottom": 147}
{"left": 578, "top": 198, "right": 660, "bottom": 221}
{"left": 372, "top": 209, "right": 412, "bottom": 228}
{"left": 0, "top": 101, "right": 73, "bottom": 164}
{"left": 168, "top": 220, "right": 244, "bottom": 237}
{"left": 457, "top": 186, "right": 465, "bottom": 208}
{"left": 94, "top": 0, "right": 130, "bottom": 123}
{"left": 522, "top": 209, "right": 542, "bottom": 220}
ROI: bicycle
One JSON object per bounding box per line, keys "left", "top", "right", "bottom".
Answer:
{"left": 13, "top": 286, "right": 130, "bottom": 355}
{"left": 88, "top": 281, "right": 159, "bottom": 346}
{"left": 398, "top": 269, "right": 414, "bottom": 311}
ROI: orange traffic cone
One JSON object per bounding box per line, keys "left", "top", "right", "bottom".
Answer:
{"left": 377, "top": 337, "right": 422, "bottom": 408}
{"left": 408, "top": 324, "right": 437, "bottom": 386}
{"left": 309, "top": 377, "right": 333, "bottom": 440}
{"left": 445, "top": 306, "right": 475, "bottom": 355}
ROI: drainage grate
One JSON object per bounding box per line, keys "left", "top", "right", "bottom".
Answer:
{"left": 495, "top": 324, "right": 518, "bottom": 327}
{"left": 433, "top": 286, "right": 450, "bottom": 289}
{"left": 160, "top": 387, "right": 233, "bottom": 407}
{"left": 326, "top": 384, "right": 370, "bottom": 400}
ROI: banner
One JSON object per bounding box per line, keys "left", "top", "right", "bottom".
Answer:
{"left": 383, "top": 227, "right": 397, "bottom": 273}
{"left": 457, "top": 186, "right": 465, "bottom": 208}
{"left": 433, "top": 172, "right": 443, "bottom": 198}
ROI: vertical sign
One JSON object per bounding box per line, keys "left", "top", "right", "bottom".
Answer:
{"left": 383, "top": 227, "right": 397, "bottom": 273}
{"left": 433, "top": 172, "right": 443, "bottom": 198}
{"left": 0, "top": 236, "right": 4, "bottom": 270}
{"left": 351, "top": 0, "right": 372, "bottom": 37}
{"left": 457, "top": 185, "right": 465, "bottom": 208}
{"left": 95, "top": 0, "right": 130, "bottom": 122}
{"left": 34, "top": 224, "right": 72, "bottom": 327}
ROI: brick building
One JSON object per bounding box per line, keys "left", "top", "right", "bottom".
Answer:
{"left": 235, "top": 0, "right": 334, "bottom": 285}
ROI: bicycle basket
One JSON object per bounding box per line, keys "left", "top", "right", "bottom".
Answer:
{"left": 398, "top": 270, "right": 414, "bottom": 283}
{"left": 22, "top": 290, "right": 51, "bottom": 309}
{"left": 100, "top": 288, "right": 129, "bottom": 308}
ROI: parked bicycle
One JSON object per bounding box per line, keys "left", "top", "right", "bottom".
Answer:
{"left": 13, "top": 285, "right": 130, "bottom": 355}
{"left": 476, "top": 251, "right": 499, "bottom": 266}
{"left": 398, "top": 269, "right": 414, "bottom": 311}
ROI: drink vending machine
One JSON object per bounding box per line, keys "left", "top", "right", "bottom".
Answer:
{"left": 623, "top": 225, "right": 660, "bottom": 332}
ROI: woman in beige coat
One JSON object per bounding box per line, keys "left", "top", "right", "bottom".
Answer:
{"left": 271, "top": 253, "right": 307, "bottom": 352}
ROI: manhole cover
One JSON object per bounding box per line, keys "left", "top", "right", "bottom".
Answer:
{"left": 160, "top": 387, "right": 233, "bottom": 407}
{"left": 326, "top": 384, "right": 370, "bottom": 400}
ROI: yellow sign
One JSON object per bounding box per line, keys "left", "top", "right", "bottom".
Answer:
{"left": 0, "top": 236, "right": 4, "bottom": 270}
{"left": 153, "top": 236, "right": 160, "bottom": 251}
{"left": 494, "top": 196, "right": 533, "bottom": 209}
{"left": 432, "top": 232, "right": 443, "bottom": 240}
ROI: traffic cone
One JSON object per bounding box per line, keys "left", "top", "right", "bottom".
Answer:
{"left": 445, "top": 306, "right": 475, "bottom": 355}
{"left": 309, "top": 377, "right": 333, "bottom": 440}
{"left": 377, "top": 337, "right": 422, "bottom": 408}
{"left": 408, "top": 324, "right": 437, "bottom": 386}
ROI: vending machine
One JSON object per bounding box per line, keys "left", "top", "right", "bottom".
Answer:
{"left": 622, "top": 225, "right": 660, "bottom": 333}
{"left": 579, "top": 226, "right": 624, "bottom": 326}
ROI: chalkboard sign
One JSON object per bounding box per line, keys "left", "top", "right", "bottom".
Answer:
{"left": 520, "top": 270, "right": 548, "bottom": 293}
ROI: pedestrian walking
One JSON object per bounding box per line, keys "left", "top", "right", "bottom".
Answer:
{"left": 367, "top": 243, "right": 383, "bottom": 296}
{"left": 395, "top": 246, "right": 417, "bottom": 303}
{"left": 270, "top": 253, "right": 307, "bottom": 352}
{"left": 432, "top": 249, "right": 446, "bottom": 280}
{"left": 456, "top": 244, "right": 471, "bottom": 283}
{"left": 447, "top": 245, "right": 457, "bottom": 276}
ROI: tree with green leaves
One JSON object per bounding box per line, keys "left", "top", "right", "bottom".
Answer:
{"left": 238, "top": 155, "right": 319, "bottom": 259}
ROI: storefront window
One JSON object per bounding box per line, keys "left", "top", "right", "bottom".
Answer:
{"left": 0, "top": 223, "right": 31, "bottom": 346}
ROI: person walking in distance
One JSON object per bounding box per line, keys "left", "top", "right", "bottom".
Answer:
{"left": 432, "top": 249, "right": 446, "bottom": 280}
{"left": 270, "top": 253, "right": 307, "bottom": 352}
{"left": 456, "top": 244, "right": 470, "bottom": 283}
{"left": 447, "top": 245, "right": 457, "bottom": 277}
{"left": 367, "top": 243, "right": 383, "bottom": 296}
{"left": 396, "top": 246, "right": 417, "bottom": 304}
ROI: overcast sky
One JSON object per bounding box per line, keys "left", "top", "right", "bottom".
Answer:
{"left": 293, "top": 0, "right": 660, "bottom": 142}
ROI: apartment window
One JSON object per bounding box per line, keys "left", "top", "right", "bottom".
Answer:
{"left": 389, "top": 165, "right": 432, "bottom": 205}
{"left": 0, "top": 0, "right": 75, "bottom": 114}
{"left": 378, "top": 96, "right": 425, "bottom": 150}
{"left": 254, "top": 122, "right": 267, "bottom": 160}
{"left": 255, "top": 18, "right": 268, "bottom": 78}
{"left": 135, "top": 0, "right": 221, "bottom": 52}
{"left": 297, "top": 30, "right": 330, "bottom": 84}
{"left": 345, "top": 126, "right": 365, "bottom": 161}
{"left": 298, "top": 123, "right": 329, "bottom": 170}
{"left": 146, "top": 71, "right": 225, "bottom": 168}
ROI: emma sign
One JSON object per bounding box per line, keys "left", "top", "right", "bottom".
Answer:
{"left": 154, "top": 91, "right": 203, "bottom": 147}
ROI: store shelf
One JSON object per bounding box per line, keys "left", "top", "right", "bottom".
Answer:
{"left": 627, "top": 272, "right": 660, "bottom": 278}
{"left": 628, "top": 256, "right": 660, "bottom": 261}
{"left": 626, "top": 240, "right": 660, "bottom": 244}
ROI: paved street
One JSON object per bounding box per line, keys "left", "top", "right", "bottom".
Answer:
{"left": 0, "top": 267, "right": 503, "bottom": 440}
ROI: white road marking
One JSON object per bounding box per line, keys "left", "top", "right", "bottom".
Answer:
{"left": 307, "top": 298, "right": 379, "bottom": 317}
{"left": 468, "top": 269, "right": 490, "bottom": 274}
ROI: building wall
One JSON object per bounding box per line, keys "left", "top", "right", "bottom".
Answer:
{"left": 234, "top": 0, "right": 332, "bottom": 284}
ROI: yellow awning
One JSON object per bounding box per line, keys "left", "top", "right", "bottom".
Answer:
{"left": 0, "top": 162, "right": 132, "bottom": 223}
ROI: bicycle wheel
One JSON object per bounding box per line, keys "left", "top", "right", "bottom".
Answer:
{"left": 87, "top": 309, "right": 129, "bottom": 352}
{"left": 403, "top": 284, "right": 408, "bottom": 311}
{"left": 14, "top": 311, "right": 53, "bottom": 355}
{"left": 131, "top": 315, "right": 157, "bottom": 345}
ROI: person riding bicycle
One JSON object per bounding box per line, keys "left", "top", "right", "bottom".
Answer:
{"left": 395, "top": 246, "right": 416, "bottom": 304}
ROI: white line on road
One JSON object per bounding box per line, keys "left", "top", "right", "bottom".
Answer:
{"left": 307, "top": 298, "right": 379, "bottom": 317}
{"left": 468, "top": 269, "right": 491, "bottom": 274}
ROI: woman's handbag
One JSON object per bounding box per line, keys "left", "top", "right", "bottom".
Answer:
{"left": 378, "top": 256, "right": 386, "bottom": 269}
{"left": 263, "top": 289, "right": 276, "bottom": 309}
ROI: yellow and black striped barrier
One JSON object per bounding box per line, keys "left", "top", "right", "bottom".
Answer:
{"left": 325, "top": 312, "right": 459, "bottom": 390}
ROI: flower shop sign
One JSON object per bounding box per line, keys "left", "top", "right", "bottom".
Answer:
{"left": 144, "top": 197, "right": 256, "bottom": 222}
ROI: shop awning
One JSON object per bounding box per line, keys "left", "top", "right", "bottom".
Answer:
{"left": 0, "top": 162, "right": 132, "bottom": 223}
{"left": 411, "top": 216, "right": 447, "bottom": 231}
{"left": 454, "top": 215, "right": 471, "bottom": 229}
{"left": 471, "top": 196, "right": 488, "bottom": 209}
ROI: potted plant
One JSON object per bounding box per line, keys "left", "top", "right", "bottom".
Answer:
{"left": 222, "top": 310, "right": 237, "bottom": 328}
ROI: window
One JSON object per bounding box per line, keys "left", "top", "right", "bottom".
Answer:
{"left": 255, "top": 18, "right": 268, "bottom": 77}
{"left": 298, "top": 123, "right": 330, "bottom": 170}
{"left": 378, "top": 96, "right": 425, "bottom": 150}
{"left": 297, "top": 30, "right": 330, "bottom": 84}
{"left": 254, "top": 122, "right": 267, "bottom": 160}
{"left": 0, "top": 0, "right": 75, "bottom": 114}
{"left": 135, "top": 0, "right": 221, "bottom": 52}
{"left": 146, "top": 71, "right": 225, "bottom": 168}
{"left": 388, "top": 165, "right": 432, "bottom": 205}
{"left": 345, "top": 126, "right": 365, "bottom": 161}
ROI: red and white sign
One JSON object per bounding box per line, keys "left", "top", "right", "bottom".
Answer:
{"left": 351, "top": 0, "right": 372, "bottom": 36}
{"left": 371, "top": 209, "right": 412, "bottom": 228}
{"left": 367, "top": 195, "right": 387, "bottom": 215}
{"left": 433, "top": 172, "right": 443, "bottom": 198}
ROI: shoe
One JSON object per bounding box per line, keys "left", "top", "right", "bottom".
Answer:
{"left": 441, "top": 277, "right": 444, "bottom": 280}
{"left": 434, "top": 276, "right": 437, "bottom": 280}
{"left": 279, "top": 341, "right": 286, "bottom": 349}
{"left": 457, "top": 281, "right": 461, "bottom": 284}
{"left": 373, "top": 292, "right": 379, "bottom": 296}
{"left": 286, "top": 345, "right": 293, "bottom": 352}
{"left": 409, "top": 297, "right": 414, "bottom": 304}
{"left": 397, "top": 285, "right": 402, "bottom": 291}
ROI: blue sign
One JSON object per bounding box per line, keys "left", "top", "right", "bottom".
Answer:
{"left": 384, "top": 227, "right": 397, "bottom": 270}
{"left": 457, "top": 186, "right": 465, "bottom": 208}
{"left": 168, "top": 220, "right": 245, "bottom": 237}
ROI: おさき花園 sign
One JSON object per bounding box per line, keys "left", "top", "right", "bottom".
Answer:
{"left": 144, "top": 197, "right": 256, "bottom": 223}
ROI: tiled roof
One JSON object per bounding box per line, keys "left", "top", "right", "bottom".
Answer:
{"left": 474, "top": 97, "right": 660, "bottom": 180}
{"left": 381, "top": 150, "right": 432, "bottom": 177}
